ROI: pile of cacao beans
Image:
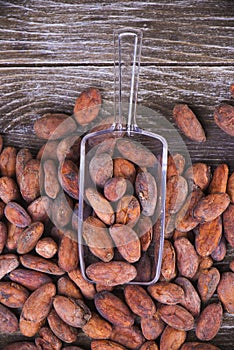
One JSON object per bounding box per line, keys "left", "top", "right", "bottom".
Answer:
{"left": 0, "top": 87, "right": 233, "bottom": 350}
{"left": 81, "top": 135, "right": 162, "bottom": 286}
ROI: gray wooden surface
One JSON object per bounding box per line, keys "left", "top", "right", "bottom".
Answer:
{"left": 0, "top": 0, "right": 234, "bottom": 65}
{"left": 0, "top": 0, "right": 234, "bottom": 349}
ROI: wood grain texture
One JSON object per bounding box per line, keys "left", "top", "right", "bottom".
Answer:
{"left": 0, "top": 0, "right": 234, "bottom": 348}
{"left": 0, "top": 0, "right": 234, "bottom": 65}
{"left": 0, "top": 66, "right": 233, "bottom": 170}
{"left": 0, "top": 331, "right": 92, "bottom": 349}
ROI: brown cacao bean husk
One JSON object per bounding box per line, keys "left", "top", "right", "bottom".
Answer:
{"left": 124, "top": 284, "right": 156, "bottom": 317}
{"left": 94, "top": 291, "right": 134, "bottom": 327}
{"left": 173, "top": 104, "right": 206, "bottom": 142}
{"left": 34, "top": 113, "right": 77, "bottom": 140}
{"left": 73, "top": 87, "right": 101, "bottom": 125}
{"left": 195, "top": 303, "right": 223, "bottom": 341}
{"left": 214, "top": 103, "right": 234, "bottom": 137}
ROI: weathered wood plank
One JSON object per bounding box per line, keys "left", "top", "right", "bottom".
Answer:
{"left": 0, "top": 330, "right": 92, "bottom": 349}
{"left": 0, "top": 0, "right": 233, "bottom": 65}
{"left": 0, "top": 65, "right": 233, "bottom": 170}
{"left": 0, "top": 1, "right": 233, "bottom": 349}
{"left": 0, "top": 49, "right": 233, "bottom": 350}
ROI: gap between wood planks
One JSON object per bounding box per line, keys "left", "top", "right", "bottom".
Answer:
{"left": 0, "top": 62, "right": 234, "bottom": 68}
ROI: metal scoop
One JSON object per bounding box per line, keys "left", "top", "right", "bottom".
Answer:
{"left": 78, "top": 28, "right": 168, "bottom": 286}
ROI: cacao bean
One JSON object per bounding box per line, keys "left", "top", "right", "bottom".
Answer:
{"left": 211, "top": 236, "right": 227, "bottom": 262}
{"left": 174, "top": 237, "right": 199, "bottom": 279}
{"left": 217, "top": 272, "right": 234, "bottom": 314}
{"left": 167, "top": 153, "right": 185, "bottom": 178}
{"left": 52, "top": 192, "right": 73, "bottom": 229}
{"left": 58, "top": 231, "right": 79, "bottom": 272}
{"left": 37, "top": 326, "right": 62, "bottom": 350}
{"left": 73, "top": 87, "right": 101, "bottom": 125}
{"left": 34, "top": 113, "right": 77, "bottom": 140}
{"left": 148, "top": 282, "right": 184, "bottom": 305}
{"left": 0, "top": 147, "right": 17, "bottom": 177}
{"left": 124, "top": 284, "right": 156, "bottom": 317}
{"left": 0, "top": 303, "right": 18, "bottom": 333}
{"left": 68, "top": 268, "right": 96, "bottom": 299}
{"left": 0, "top": 221, "right": 7, "bottom": 253}
{"left": 173, "top": 104, "right": 206, "bottom": 142}
{"left": 227, "top": 172, "right": 234, "bottom": 203}
{"left": 95, "top": 137, "right": 117, "bottom": 156}
{"left": 82, "top": 312, "right": 112, "bottom": 339}
{"left": 17, "top": 221, "right": 44, "bottom": 254}
{"left": 58, "top": 159, "right": 79, "bottom": 200}
{"left": 109, "top": 224, "right": 141, "bottom": 263}
{"left": 208, "top": 163, "right": 229, "bottom": 193}
{"left": 37, "top": 141, "right": 59, "bottom": 161}
{"left": 140, "top": 341, "right": 158, "bottom": 350}
{"left": 85, "top": 188, "right": 114, "bottom": 225}
{"left": 113, "top": 158, "right": 136, "bottom": 183}
{"left": 53, "top": 295, "right": 91, "bottom": 327}
{"left": 134, "top": 252, "right": 152, "bottom": 282}
{"left": 159, "top": 304, "right": 194, "bottom": 331}
{"left": 5, "top": 201, "right": 31, "bottom": 228}
{"left": 175, "top": 277, "right": 201, "bottom": 318}
{"left": 135, "top": 170, "right": 157, "bottom": 216}
{"left": 89, "top": 152, "right": 113, "bottom": 188}
{"left": 140, "top": 312, "right": 165, "bottom": 340}
{"left": 195, "top": 216, "right": 222, "bottom": 256}
{"left": 184, "top": 163, "right": 211, "bottom": 191}
{"left": 94, "top": 291, "right": 134, "bottom": 327}
{"left": 91, "top": 340, "right": 126, "bottom": 350}
{"left": 136, "top": 216, "right": 153, "bottom": 252}
{"left": 0, "top": 281, "right": 29, "bottom": 308}
{"left": 83, "top": 216, "right": 114, "bottom": 262}
{"left": 214, "top": 103, "right": 234, "bottom": 137}
{"left": 57, "top": 276, "right": 83, "bottom": 299}
{"left": 43, "top": 159, "right": 60, "bottom": 199}
{"left": 175, "top": 189, "right": 203, "bottom": 232}
{"left": 116, "top": 139, "right": 157, "bottom": 168}
{"left": 0, "top": 254, "right": 19, "bottom": 280}
{"left": 197, "top": 267, "right": 220, "bottom": 303}
{"left": 160, "top": 240, "right": 176, "bottom": 281}
{"left": 9, "top": 267, "right": 52, "bottom": 291}
{"left": 166, "top": 175, "right": 188, "bottom": 214}
{"left": 223, "top": 204, "right": 234, "bottom": 247}
{"left": 116, "top": 195, "right": 141, "bottom": 227}
{"left": 110, "top": 325, "right": 145, "bottom": 349}
{"left": 20, "top": 159, "right": 40, "bottom": 202}
{"left": 20, "top": 254, "right": 65, "bottom": 275}
{"left": 104, "top": 177, "right": 127, "bottom": 202}
{"left": 0, "top": 176, "right": 20, "bottom": 203}
{"left": 160, "top": 325, "right": 186, "bottom": 350}
{"left": 57, "top": 134, "right": 80, "bottom": 163}
{"left": 36, "top": 237, "right": 58, "bottom": 259}
{"left": 27, "top": 196, "right": 52, "bottom": 222}
{"left": 20, "top": 282, "right": 56, "bottom": 337}
{"left": 47, "top": 309, "right": 77, "bottom": 343}
{"left": 193, "top": 193, "right": 230, "bottom": 223}
{"left": 195, "top": 303, "right": 223, "bottom": 341}
{"left": 16, "top": 148, "right": 33, "bottom": 185}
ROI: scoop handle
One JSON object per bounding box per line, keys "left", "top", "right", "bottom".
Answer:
{"left": 114, "top": 28, "right": 142, "bottom": 130}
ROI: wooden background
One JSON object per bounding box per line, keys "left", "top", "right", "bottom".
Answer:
{"left": 0, "top": 0, "right": 233, "bottom": 349}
